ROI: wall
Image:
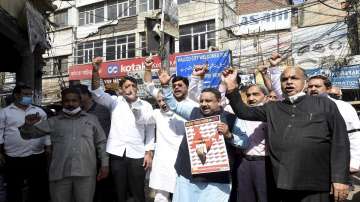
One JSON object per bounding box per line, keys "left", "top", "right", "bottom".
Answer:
{"left": 236, "top": 0, "right": 288, "bottom": 15}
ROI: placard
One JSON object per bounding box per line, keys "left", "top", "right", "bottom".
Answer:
{"left": 185, "top": 115, "right": 230, "bottom": 174}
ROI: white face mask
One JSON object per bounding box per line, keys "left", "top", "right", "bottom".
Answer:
{"left": 62, "top": 107, "right": 82, "bottom": 115}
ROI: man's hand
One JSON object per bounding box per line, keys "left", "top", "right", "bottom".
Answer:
{"left": 257, "top": 64, "right": 268, "bottom": 75}
{"left": 25, "top": 113, "right": 41, "bottom": 125}
{"left": 217, "top": 122, "right": 232, "bottom": 139}
{"left": 97, "top": 166, "right": 109, "bottom": 181}
{"left": 221, "top": 68, "right": 238, "bottom": 92}
{"left": 92, "top": 57, "right": 103, "bottom": 72}
{"left": 192, "top": 64, "right": 208, "bottom": 79}
{"left": 143, "top": 151, "right": 153, "bottom": 170}
{"left": 269, "top": 52, "right": 282, "bottom": 67}
{"left": 332, "top": 183, "right": 349, "bottom": 202}
{"left": 158, "top": 69, "right": 171, "bottom": 86}
{"left": 144, "top": 56, "right": 154, "bottom": 71}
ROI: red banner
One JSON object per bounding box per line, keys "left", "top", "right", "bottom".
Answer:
{"left": 68, "top": 51, "right": 206, "bottom": 80}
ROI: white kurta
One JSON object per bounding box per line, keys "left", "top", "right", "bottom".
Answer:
{"left": 149, "top": 109, "right": 185, "bottom": 193}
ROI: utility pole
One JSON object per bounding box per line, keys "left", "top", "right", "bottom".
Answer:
{"left": 160, "top": 0, "right": 170, "bottom": 72}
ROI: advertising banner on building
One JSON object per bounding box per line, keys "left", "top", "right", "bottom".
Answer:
{"left": 305, "top": 65, "right": 360, "bottom": 89}
{"left": 292, "top": 22, "right": 350, "bottom": 69}
{"left": 185, "top": 115, "right": 230, "bottom": 175}
{"left": 176, "top": 50, "right": 231, "bottom": 88}
{"left": 232, "top": 8, "right": 291, "bottom": 36}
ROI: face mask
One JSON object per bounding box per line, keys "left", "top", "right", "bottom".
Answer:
{"left": 62, "top": 107, "right": 81, "bottom": 115}
{"left": 19, "top": 96, "right": 32, "bottom": 106}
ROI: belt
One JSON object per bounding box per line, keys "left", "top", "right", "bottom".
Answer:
{"left": 243, "top": 155, "right": 266, "bottom": 161}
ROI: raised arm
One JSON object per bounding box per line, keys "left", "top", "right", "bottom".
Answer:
{"left": 222, "top": 69, "right": 267, "bottom": 122}
{"left": 143, "top": 56, "right": 160, "bottom": 98}
{"left": 188, "top": 64, "right": 207, "bottom": 102}
{"left": 158, "top": 69, "right": 195, "bottom": 120}
{"left": 91, "top": 57, "right": 117, "bottom": 110}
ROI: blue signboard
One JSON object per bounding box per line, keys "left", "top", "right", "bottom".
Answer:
{"left": 305, "top": 64, "right": 360, "bottom": 89}
{"left": 176, "top": 50, "right": 231, "bottom": 88}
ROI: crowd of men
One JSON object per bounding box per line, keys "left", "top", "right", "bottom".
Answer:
{"left": 0, "top": 52, "right": 358, "bottom": 202}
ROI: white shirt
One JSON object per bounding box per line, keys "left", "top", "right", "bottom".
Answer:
{"left": 92, "top": 88, "right": 155, "bottom": 159}
{"left": 0, "top": 104, "right": 51, "bottom": 157}
{"left": 330, "top": 97, "right": 360, "bottom": 170}
{"left": 244, "top": 120, "right": 267, "bottom": 156}
{"left": 268, "top": 66, "right": 283, "bottom": 99}
{"left": 149, "top": 109, "right": 185, "bottom": 193}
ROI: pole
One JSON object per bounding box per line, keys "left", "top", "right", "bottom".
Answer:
{"left": 160, "top": 0, "right": 170, "bottom": 72}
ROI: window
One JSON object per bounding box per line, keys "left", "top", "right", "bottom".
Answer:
{"left": 54, "top": 10, "right": 68, "bottom": 28}
{"left": 107, "top": 0, "right": 137, "bottom": 20}
{"left": 139, "top": 0, "right": 161, "bottom": 12}
{"left": 76, "top": 40, "right": 103, "bottom": 64}
{"left": 105, "top": 34, "right": 136, "bottom": 60}
{"left": 179, "top": 20, "right": 215, "bottom": 52}
{"left": 53, "top": 57, "right": 69, "bottom": 75}
{"left": 178, "top": 0, "right": 191, "bottom": 4}
{"left": 78, "top": 4, "right": 105, "bottom": 26}
{"left": 139, "top": 32, "right": 148, "bottom": 56}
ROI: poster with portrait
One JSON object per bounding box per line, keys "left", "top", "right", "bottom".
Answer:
{"left": 185, "top": 115, "right": 230, "bottom": 175}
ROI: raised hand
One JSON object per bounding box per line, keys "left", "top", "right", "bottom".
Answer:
{"left": 144, "top": 56, "right": 154, "bottom": 71}
{"left": 221, "top": 68, "right": 238, "bottom": 92}
{"left": 192, "top": 64, "right": 208, "bottom": 79}
{"left": 92, "top": 57, "right": 103, "bottom": 72}
{"left": 158, "top": 69, "right": 171, "bottom": 86}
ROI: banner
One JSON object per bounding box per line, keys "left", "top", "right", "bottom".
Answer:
{"left": 232, "top": 8, "right": 291, "bottom": 36}
{"left": 292, "top": 22, "right": 350, "bottom": 69}
{"left": 176, "top": 50, "right": 232, "bottom": 88}
{"left": 185, "top": 115, "right": 230, "bottom": 175}
{"left": 305, "top": 65, "right": 360, "bottom": 89}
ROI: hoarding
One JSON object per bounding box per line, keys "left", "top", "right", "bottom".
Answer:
{"left": 176, "top": 50, "right": 231, "bottom": 88}
{"left": 231, "top": 8, "right": 291, "bottom": 36}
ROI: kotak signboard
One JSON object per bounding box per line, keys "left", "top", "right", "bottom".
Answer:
{"left": 69, "top": 51, "right": 206, "bottom": 80}
{"left": 176, "top": 50, "right": 231, "bottom": 88}
{"left": 232, "top": 8, "right": 291, "bottom": 35}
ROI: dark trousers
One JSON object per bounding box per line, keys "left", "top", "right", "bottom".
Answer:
{"left": 236, "top": 156, "right": 271, "bottom": 202}
{"left": 94, "top": 171, "right": 115, "bottom": 202}
{"left": 274, "top": 190, "right": 332, "bottom": 202}
{"left": 110, "top": 154, "right": 145, "bottom": 202}
{"left": 5, "top": 153, "right": 49, "bottom": 202}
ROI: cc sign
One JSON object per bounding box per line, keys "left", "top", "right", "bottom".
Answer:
{"left": 107, "top": 64, "right": 119, "bottom": 75}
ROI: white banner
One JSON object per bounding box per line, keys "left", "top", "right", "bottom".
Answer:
{"left": 232, "top": 8, "right": 291, "bottom": 36}
{"left": 292, "top": 22, "right": 350, "bottom": 69}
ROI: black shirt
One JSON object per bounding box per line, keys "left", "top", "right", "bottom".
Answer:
{"left": 226, "top": 91, "right": 350, "bottom": 191}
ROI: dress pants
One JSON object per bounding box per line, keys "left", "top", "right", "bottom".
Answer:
{"left": 236, "top": 156, "right": 271, "bottom": 202}
{"left": 110, "top": 154, "right": 145, "bottom": 202}
{"left": 275, "top": 189, "right": 332, "bottom": 202}
{"left": 5, "top": 153, "right": 49, "bottom": 202}
{"left": 49, "top": 176, "right": 96, "bottom": 202}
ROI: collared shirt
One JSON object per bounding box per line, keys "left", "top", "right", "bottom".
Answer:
{"left": 268, "top": 66, "right": 283, "bottom": 99}
{"left": 330, "top": 97, "right": 360, "bottom": 170}
{"left": 0, "top": 104, "right": 50, "bottom": 157}
{"left": 92, "top": 88, "right": 155, "bottom": 159}
{"left": 244, "top": 120, "right": 267, "bottom": 156}
{"left": 20, "top": 111, "right": 108, "bottom": 181}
